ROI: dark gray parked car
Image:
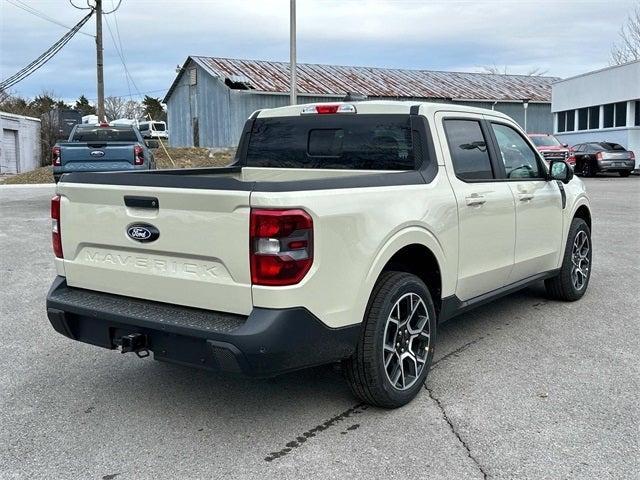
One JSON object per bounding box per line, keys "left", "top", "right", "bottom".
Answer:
{"left": 52, "top": 124, "right": 157, "bottom": 182}
{"left": 571, "top": 142, "right": 635, "bottom": 177}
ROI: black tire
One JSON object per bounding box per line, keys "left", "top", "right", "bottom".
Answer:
{"left": 583, "top": 159, "right": 595, "bottom": 177}
{"left": 545, "top": 218, "right": 592, "bottom": 301}
{"left": 344, "top": 271, "right": 437, "bottom": 408}
{"left": 619, "top": 171, "right": 631, "bottom": 177}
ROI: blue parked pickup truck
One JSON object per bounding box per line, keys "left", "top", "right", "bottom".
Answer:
{"left": 52, "top": 123, "right": 157, "bottom": 182}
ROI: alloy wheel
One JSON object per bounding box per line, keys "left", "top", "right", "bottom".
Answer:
{"left": 571, "top": 230, "right": 590, "bottom": 290}
{"left": 382, "top": 292, "right": 430, "bottom": 390}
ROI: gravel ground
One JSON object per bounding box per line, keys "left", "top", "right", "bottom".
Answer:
{"left": 0, "top": 177, "right": 638, "bottom": 480}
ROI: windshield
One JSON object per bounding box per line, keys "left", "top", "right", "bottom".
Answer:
{"left": 530, "top": 135, "right": 561, "bottom": 147}
{"left": 72, "top": 127, "right": 138, "bottom": 142}
{"left": 245, "top": 114, "right": 415, "bottom": 170}
{"left": 152, "top": 123, "right": 166, "bottom": 131}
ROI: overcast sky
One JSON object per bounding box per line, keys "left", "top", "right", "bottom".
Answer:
{"left": 0, "top": 0, "right": 637, "bottom": 103}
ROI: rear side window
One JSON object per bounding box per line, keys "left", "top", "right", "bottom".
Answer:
{"left": 443, "top": 119, "right": 493, "bottom": 180}
{"left": 245, "top": 115, "right": 416, "bottom": 170}
{"left": 72, "top": 127, "right": 138, "bottom": 142}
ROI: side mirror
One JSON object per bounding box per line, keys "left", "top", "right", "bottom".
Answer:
{"left": 146, "top": 140, "right": 159, "bottom": 149}
{"left": 549, "top": 160, "right": 574, "bottom": 184}
{"left": 562, "top": 143, "right": 569, "bottom": 148}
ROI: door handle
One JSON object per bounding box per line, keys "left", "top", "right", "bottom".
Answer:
{"left": 465, "top": 194, "right": 486, "bottom": 206}
{"left": 518, "top": 193, "right": 534, "bottom": 202}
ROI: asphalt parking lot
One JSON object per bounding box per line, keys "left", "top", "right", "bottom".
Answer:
{"left": 1, "top": 177, "right": 639, "bottom": 480}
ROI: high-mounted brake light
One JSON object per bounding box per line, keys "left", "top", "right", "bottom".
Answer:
{"left": 51, "top": 146, "right": 61, "bottom": 167}
{"left": 134, "top": 145, "right": 144, "bottom": 165}
{"left": 250, "top": 209, "right": 313, "bottom": 286}
{"left": 51, "top": 195, "right": 63, "bottom": 258}
{"left": 301, "top": 104, "right": 357, "bottom": 115}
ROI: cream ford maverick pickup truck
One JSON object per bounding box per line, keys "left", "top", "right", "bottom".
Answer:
{"left": 46, "top": 101, "right": 592, "bottom": 408}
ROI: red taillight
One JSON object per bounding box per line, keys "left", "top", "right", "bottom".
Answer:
{"left": 134, "top": 145, "right": 144, "bottom": 165}
{"left": 596, "top": 152, "right": 603, "bottom": 161}
{"left": 51, "top": 195, "right": 63, "bottom": 258}
{"left": 250, "top": 209, "right": 313, "bottom": 286}
{"left": 99, "top": 122, "right": 110, "bottom": 127}
{"left": 567, "top": 155, "right": 576, "bottom": 165}
{"left": 52, "top": 146, "right": 61, "bottom": 167}
{"left": 630, "top": 151, "right": 635, "bottom": 161}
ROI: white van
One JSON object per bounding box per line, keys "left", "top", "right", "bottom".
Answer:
{"left": 137, "top": 121, "right": 168, "bottom": 139}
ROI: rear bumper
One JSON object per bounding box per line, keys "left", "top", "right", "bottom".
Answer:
{"left": 597, "top": 161, "right": 635, "bottom": 172}
{"left": 46, "top": 276, "right": 360, "bottom": 377}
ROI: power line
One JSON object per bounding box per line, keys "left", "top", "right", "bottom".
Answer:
{"left": 102, "top": 0, "right": 123, "bottom": 14}
{"left": 0, "top": 11, "right": 94, "bottom": 90}
{"left": 5, "top": 0, "right": 94, "bottom": 37}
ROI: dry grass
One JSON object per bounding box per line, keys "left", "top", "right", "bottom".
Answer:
{"left": 0, "top": 146, "right": 236, "bottom": 185}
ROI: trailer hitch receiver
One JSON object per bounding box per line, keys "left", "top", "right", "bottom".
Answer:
{"left": 115, "top": 333, "right": 150, "bottom": 358}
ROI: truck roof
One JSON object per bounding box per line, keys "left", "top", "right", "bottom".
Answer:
{"left": 255, "top": 100, "right": 513, "bottom": 120}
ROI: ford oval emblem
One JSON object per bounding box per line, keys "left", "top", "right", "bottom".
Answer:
{"left": 127, "top": 223, "right": 160, "bottom": 243}
{"left": 90, "top": 150, "right": 105, "bottom": 157}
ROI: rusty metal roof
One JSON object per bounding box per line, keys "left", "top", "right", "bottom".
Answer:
{"left": 169, "top": 56, "right": 558, "bottom": 102}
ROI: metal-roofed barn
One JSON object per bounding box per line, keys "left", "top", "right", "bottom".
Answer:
{"left": 163, "top": 56, "right": 559, "bottom": 148}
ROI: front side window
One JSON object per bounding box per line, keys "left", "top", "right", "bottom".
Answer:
{"left": 443, "top": 119, "right": 493, "bottom": 180}
{"left": 491, "top": 123, "right": 542, "bottom": 179}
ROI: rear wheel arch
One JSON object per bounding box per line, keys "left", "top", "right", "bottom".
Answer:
{"left": 381, "top": 244, "right": 443, "bottom": 317}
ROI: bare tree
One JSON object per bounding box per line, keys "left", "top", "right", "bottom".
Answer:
{"left": 104, "top": 95, "right": 126, "bottom": 120}
{"left": 481, "top": 65, "right": 548, "bottom": 76}
{"left": 123, "top": 99, "right": 144, "bottom": 120}
{"left": 611, "top": 5, "right": 640, "bottom": 65}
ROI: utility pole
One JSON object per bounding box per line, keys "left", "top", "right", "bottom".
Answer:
{"left": 95, "top": 0, "right": 105, "bottom": 122}
{"left": 289, "top": 0, "right": 297, "bottom": 106}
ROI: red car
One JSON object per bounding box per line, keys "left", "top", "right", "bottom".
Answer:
{"left": 528, "top": 134, "right": 574, "bottom": 167}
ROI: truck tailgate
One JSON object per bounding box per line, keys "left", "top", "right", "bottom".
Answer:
{"left": 59, "top": 142, "right": 136, "bottom": 172}
{"left": 57, "top": 182, "right": 252, "bottom": 315}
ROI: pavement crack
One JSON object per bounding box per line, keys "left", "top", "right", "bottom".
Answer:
{"left": 431, "top": 336, "right": 484, "bottom": 370}
{"left": 424, "top": 385, "right": 489, "bottom": 479}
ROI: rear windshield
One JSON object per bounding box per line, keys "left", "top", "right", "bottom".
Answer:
{"left": 245, "top": 114, "right": 416, "bottom": 170}
{"left": 152, "top": 123, "right": 166, "bottom": 131}
{"left": 599, "top": 142, "right": 625, "bottom": 151}
{"left": 72, "top": 127, "right": 138, "bottom": 142}
{"left": 530, "top": 136, "right": 561, "bottom": 147}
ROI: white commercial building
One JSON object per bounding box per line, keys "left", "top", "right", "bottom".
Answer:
{"left": 552, "top": 61, "right": 639, "bottom": 165}
{"left": 0, "top": 111, "right": 42, "bottom": 174}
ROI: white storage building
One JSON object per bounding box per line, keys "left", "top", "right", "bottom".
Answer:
{"left": 552, "top": 60, "right": 640, "bottom": 162}
{"left": 0, "top": 111, "right": 42, "bottom": 174}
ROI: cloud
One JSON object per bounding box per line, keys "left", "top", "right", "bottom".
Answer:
{"left": 1, "top": 0, "right": 636, "bottom": 101}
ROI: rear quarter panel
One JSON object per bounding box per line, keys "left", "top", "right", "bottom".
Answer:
{"left": 250, "top": 170, "right": 458, "bottom": 329}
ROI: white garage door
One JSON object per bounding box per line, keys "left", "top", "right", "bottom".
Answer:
{"left": 1, "top": 129, "right": 18, "bottom": 174}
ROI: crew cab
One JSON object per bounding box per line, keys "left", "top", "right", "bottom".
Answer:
{"left": 52, "top": 123, "right": 157, "bottom": 182}
{"left": 528, "top": 133, "right": 573, "bottom": 167}
{"left": 46, "top": 102, "right": 592, "bottom": 408}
